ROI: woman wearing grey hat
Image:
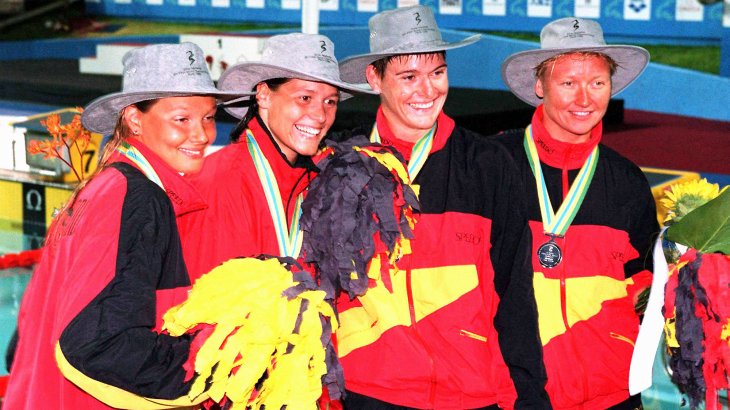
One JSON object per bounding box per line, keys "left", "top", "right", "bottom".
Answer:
{"left": 497, "top": 17, "right": 658, "bottom": 410}
{"left": 4, "top": 42, "right": 250, "bottom": 410}
{"left": 179, "top": 33, "right": 373, "bottom": 283}
{"left": 332, "top": 5, "right": 550, "bottom": 410}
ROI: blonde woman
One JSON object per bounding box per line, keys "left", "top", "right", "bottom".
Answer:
{"left": 4, "top": 42, "right": 249, "bottom": 409}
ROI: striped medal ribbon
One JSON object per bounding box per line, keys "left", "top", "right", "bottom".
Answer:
{"left": 523, "top": 125, "right": 599, "bottom": 268}
{"left": 245, "top": 129, "right": 303, "bottom": 258}
{"left": 116, "top": 141, "right": 165, "bottom": 191}
{"left": 369, "top": 123, "right": 436, "bottom": 181}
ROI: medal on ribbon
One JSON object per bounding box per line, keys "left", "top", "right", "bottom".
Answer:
{"left": 245, "top": 129, "right": 303, "bottom": 258}
{"left": 536, "top": 234, "right": 562, "bottom": 268}
{"left": 523, "top": 125, "right": 599, "bottom": 268}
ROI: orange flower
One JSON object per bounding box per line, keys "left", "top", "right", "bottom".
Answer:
{"left": 29, "top": 110, "right": 93, "bottom": 181}
{"left": 66, "top": 115, "right": 91, "bottom": 147}
{"left": 28, "top": 140, "right": 61, "bottom": 160}
{"left": 41, "top": 113, "right": 62, "bottom": 136}
{"left": 27, "top": 140, "right": 44, "bottom": 155}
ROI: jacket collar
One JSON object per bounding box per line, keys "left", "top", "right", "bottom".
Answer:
{"left": 249, "top": 116, "right": 316, "bottom": 171}
{"left": 110, "top": 137, "right": 207, "bottom": 217}
{"left": 375, "top": 107, "right": 455, "bottom": 161}
{"left": 246, "top": 116, "right": 316, "bottom": 198}
{"left": 530, "top": 105, "right": 602, "bottom": 170}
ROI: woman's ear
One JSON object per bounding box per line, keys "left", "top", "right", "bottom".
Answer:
{"left": 256, "top": 82, "right": 272, "bottom": 110}
{"left": 122, "top": 106, "right": 142, "bottom": 136}
{"left": 365, "top": 65, "right": 382, "bottom": 94}
{"left": 535, "top": 78, "right": 545, "bottom": 99}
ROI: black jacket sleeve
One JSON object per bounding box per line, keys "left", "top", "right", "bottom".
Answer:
{"left": 57, "top": 164, "right": 195, "bottom": 406}
{"left": 489, "top": 146, "right": 552, "bottom": 409}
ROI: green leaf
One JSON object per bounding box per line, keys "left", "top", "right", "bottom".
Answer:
{"left": 665, "top": 188, "right": 730, "bottom": 254}
{"left": 634, "top": 287, "right": 650, "bottom": 315}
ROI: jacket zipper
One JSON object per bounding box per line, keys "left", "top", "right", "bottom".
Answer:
{"left": 560, "top": 148, "right": 571, "bottom": 332}
{"left": 285, "top": 168, "right": 313, "bottom": 228}
{"left": 405, "top": 266, "right": 437, "bottom": 406}
{"left": 560, "top": 147, "right": 590, "bottom": 404}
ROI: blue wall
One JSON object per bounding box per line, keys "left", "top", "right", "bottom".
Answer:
{"left": 82, "top": 0, "right": 730, "bottom": 76}
{"left": 85, "top": 0, "right": 725, "bottom": 43}
{"left": 0, "top": 35, "right": 178, "bottom": 60}
{"left": 1, "top": 27, "right": 728, "bottom": 121}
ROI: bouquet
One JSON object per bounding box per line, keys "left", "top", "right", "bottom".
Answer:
{"left": 660, "top": 179, "right": 730, "bottom": 410}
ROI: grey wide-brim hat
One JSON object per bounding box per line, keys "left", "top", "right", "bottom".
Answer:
{"left": 339, "top": 5, "right": 481, "bottom": 84}
{"left": 218, "top": 33, "right": 375, "bottom": 119}
{"left": 81, "top": 42, "right": 252, "bottom": 135}
{"left": 502, "top": 17, "right": 650, "bottom": 106}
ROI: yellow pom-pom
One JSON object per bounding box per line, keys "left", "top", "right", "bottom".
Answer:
{"left": 162, "top": 257, "right": 336, "bottom": 408}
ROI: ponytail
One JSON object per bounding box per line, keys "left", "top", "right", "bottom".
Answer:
{"left": 229, "top": 78, "right": 290, "bottom": 143}
{"left": 229, "top": 100, "right": 259, "bottom": 143}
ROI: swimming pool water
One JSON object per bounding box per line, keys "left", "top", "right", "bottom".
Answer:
{"left": 0, "top": 269, "right": 30, "bottom": 376}
{"left": 0, "top": 220, "right": 33, "bottom": 376}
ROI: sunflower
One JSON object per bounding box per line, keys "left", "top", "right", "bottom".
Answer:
{"left": 660, "top": 178, "right": 725, "bottom": 224}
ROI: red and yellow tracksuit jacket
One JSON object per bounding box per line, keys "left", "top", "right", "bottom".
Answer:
{"left": 4, "top": 139, "right": 207, "bottom": 409}
{"left": 333, "top": 110, "right": 550, "bottom": 409}
{"left": 495, "top": 107, "right": 658, "bottom": 409}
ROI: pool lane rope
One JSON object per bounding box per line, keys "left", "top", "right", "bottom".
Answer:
{"left": 0, "top": 249, "right": 42, "bottom": 270}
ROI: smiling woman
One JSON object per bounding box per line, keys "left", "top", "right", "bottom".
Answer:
{"left": 534, "top": 52, "right": 614, "bottom": 143}
{"left": 178, "top": 32, "right": 374, "bottom": 279}
{"left": 2, "top": 42, "right": 251, "bottom": 410}
{"left": 365, "top": 53, "right": 449, "bottom": 143}
{"left": 255, "top": 78, "right": 340, "bottom": 163}
{"left": 166, "top": 34, "right": 375, "bottom": 406}
{"left": 127, "top": 96, "right": 218, "bottom": 174}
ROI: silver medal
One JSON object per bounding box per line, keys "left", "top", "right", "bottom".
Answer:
{"left": 537, "top": 238, "right": 562, "bottom": 268}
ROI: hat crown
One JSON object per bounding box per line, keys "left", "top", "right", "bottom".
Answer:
{"left": 338, "top": 5, "right": 480, "bottom": 84}
{"left": 121, "top": 42, "right": 217, "bottom": 93}
{"left": 540, "top": 17, "right": 607, "bottom": 50}
{"left": 368, "top": 5, "right": 443, "bottom": 53}
{"left": 218, "top": 32, "right": 373, "bottom": 119}
{"left": 260, "top": 33, "right": 342, "bottom": 83}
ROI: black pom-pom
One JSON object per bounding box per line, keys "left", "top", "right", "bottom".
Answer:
{"left": 300, "top": 135, "right": 418, "bottom": 300}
